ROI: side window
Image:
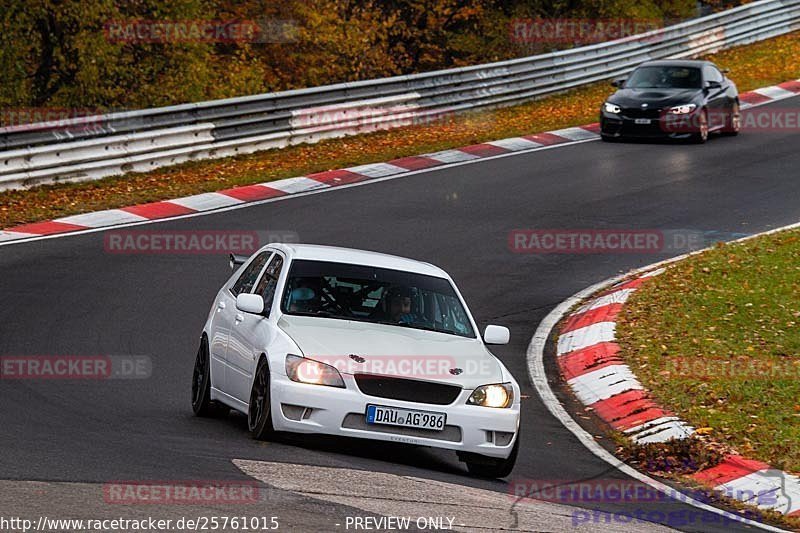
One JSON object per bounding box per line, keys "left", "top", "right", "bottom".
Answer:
{"left": 705, "top": 66, "right": 723, "bottom": 84}
{"left": 254, "top": 254, "right": 284, "bottom": 315}
{"left": 231, "top": 252, "right": 271, "bottom": 296}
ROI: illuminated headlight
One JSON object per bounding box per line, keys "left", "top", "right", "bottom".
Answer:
{"left": 603, "top": 102, "right": 621, "bottom": 114}
{"left": 285, "top": 355, "right": 345, "bottom": 388}
{"left": 668, "top": 104, "right": 697, "bottom": 114}
{"left": 467, "top": 383, "right": 513, "bottom": 408}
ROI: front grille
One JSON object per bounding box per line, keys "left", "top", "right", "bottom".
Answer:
{"left": 354, "top": 374, "right": 462, "bottom": 405}
{"left": 342, "top": 413, "right": 462, "bottom": 442}
{"left": 621, "top": 107, "right": 662, "bottom": 119}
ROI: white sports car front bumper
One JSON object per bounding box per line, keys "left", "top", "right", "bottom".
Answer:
{"left": 270, "top": 373, "right": 520, "bottom": 459}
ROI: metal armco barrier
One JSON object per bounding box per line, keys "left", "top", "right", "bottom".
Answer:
{"left": 1, "top": 0, "right": 798, "bottom": 190}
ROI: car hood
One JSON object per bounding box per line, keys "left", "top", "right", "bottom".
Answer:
{"left": 608, "top": 88, "right": 700, "bottom": 109}
{"left": 277, "top": 315, "right": 504, "bottom": 388}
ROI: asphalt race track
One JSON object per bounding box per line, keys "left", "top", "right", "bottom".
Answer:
{"left": 2, "top": 96, "right": 799, "bottom": 532}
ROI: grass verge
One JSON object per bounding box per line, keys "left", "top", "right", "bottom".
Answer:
{"left": 617, "top": 228, "right": 800, "bottom": 475}
{"left": 2, "top": 31, "right": 800, "bottom": 229}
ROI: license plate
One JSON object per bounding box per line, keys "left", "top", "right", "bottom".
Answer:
{"left": 634, "top": 118, "right": 652, "bottom": 124}
{"left": 366, "top": 404, "right": 446, "bottom": 431}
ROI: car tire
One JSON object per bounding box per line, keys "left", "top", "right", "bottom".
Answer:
{"left": 600, "top": 134, "right": 618, "bottom": 142}
{"left": 691, "top": 109, "right": 709, "bottom": 144}
{"left": 248, "top": 357, "right": 274, "bottom": 440}
{"left": 722, "top": 101, "right": 741, "bottom": 136}
{"left": 191, "top": 336, "right": 228, "bottom": 417}
{"left": 461, "top": 433, "right": 519, "bottom": 478}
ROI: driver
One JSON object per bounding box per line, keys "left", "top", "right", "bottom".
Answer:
{"left": 386, "top": 286, "right": 418, "bottom": 324}
{"left": 287, "top": 279, "right": 321, "bottom": 313}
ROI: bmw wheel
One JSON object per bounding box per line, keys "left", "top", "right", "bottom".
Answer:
{"left": 691, "top": 109, "right": 709, "bottom": 144}
{"left": 722, "top": 101, "right": 741, "bottom": 136}
{"left": 191, "top": 336, "right": 228, "bottom": 417}
{"left": 248, "top": 357, "right": 274, "bottom": 440}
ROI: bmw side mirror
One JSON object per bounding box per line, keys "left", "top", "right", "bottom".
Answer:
{"left": 611, "top": 78, "right": 626, "bottom": 88}
{"left": 236, "top": 293, "right": 265, "bottom": 314}
{"left": 483, "top": 325, "right": 510, "bottom": 345}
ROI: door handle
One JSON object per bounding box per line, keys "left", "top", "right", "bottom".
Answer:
{"left": 217, "top": 301, "right": 226, "bottom": 310}
{"left": 235, "top": 313, "right": 244, "bottom": 323}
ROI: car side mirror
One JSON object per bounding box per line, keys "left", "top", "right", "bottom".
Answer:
{"left": 611, "top": 78, "right": 626, "bottom": 88}
{"left": 236, "top": 293, "right": 265, "bottom": 314}
{"left": 483, "top": 325, "right": 510, "bottom": 345}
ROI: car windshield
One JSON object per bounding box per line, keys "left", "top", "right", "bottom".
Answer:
{"left": 625, "top": 66, "right": 701, "bottom": 89}
{"left": 281, "top": 260, "right": 476, "bottom": 338}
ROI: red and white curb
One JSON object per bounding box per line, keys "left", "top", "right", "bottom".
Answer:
{"left": 556, "top": 267, "right": 800, "bottom": 518}
{"left": 557, "top": 267, "right": 695, "bottom": 445}
{"left": 3, "top": 78, "right": 799, "bottom": 244}
{"left": 0, "top": 124, "right": 602, "bottom": 244}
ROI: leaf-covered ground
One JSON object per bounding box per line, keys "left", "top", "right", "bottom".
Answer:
{"left": 1, "top": 30, "right": 799, "bottom": 229}
{"left": 617, "top": 228, "right": 800, "bottom": 473}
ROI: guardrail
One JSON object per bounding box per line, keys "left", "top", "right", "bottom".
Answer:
{"left": 1, "top": 0, "right": 798, "bottom": 191}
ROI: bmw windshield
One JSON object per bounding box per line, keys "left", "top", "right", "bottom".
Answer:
{"left": 281, "top": 260, "right": 476, "bottom": 338}
{"left": 625, "top": 66, "right": 702, "bottom": 89}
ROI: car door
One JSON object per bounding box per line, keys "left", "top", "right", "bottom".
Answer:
{"left": 216, "top": 250, "right": 271, "bottom": 396}
{"left": 227, "top": 251, "right": 285, "bottom": 402}
{"left": 703, "top": 65, "right": 727, "bottom": 130}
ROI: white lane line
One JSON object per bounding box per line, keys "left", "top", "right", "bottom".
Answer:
{"left": 233, "top": 460, "right": 674, "bottom": 532}
{"left": 486, "top": 137, "right": 543, "bottom": 151}
{"left": 169, "top": 192, "right": 244, "bottom": 211}
{"left": 557, "top": 322, "right": 616, "bottom": 355}
{"left": 56, "top": 209, "right": 147, "bottom": 228}
{"left": 345, "top": 162, "right": 407, "bottom": 178}
{"left": 567, "top": 364, "right": 643, "bottom": 404}
{"left": 0, "top": 230, "right": 38, "bottom": 242}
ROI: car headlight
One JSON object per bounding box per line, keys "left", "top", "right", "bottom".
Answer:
{"left": 603, "top": 102, "right": 621, "bottom": 114}
{"left": 467, "top": 383, "right": 513, "bottom": 408}
{"left": 668, "top": 104, "right": 697, "bottom": 114}
{"left": 285, "top": 354, "right": 345, "bottom": 388}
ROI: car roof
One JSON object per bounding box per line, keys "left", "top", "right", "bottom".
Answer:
{"left": 636, "top": 59, "right": 714, "bottom": 68}
{"left": 268, "top": 243, "right": 450, "bottom": 278}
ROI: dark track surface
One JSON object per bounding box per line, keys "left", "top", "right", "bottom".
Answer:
{"left": 2, "top": 96, "right": 798, "bottom": 532}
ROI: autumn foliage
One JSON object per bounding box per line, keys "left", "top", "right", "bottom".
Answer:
{"left": 1, "top": 0, "right": 708, "bottom": 113}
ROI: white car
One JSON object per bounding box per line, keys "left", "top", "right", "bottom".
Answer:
{"left": 191, "top": 243, "right": 520, "bottom": 477}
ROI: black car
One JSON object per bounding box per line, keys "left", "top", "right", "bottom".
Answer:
{"left": 600, "top": 60, "right": 740, "bottom": 143}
